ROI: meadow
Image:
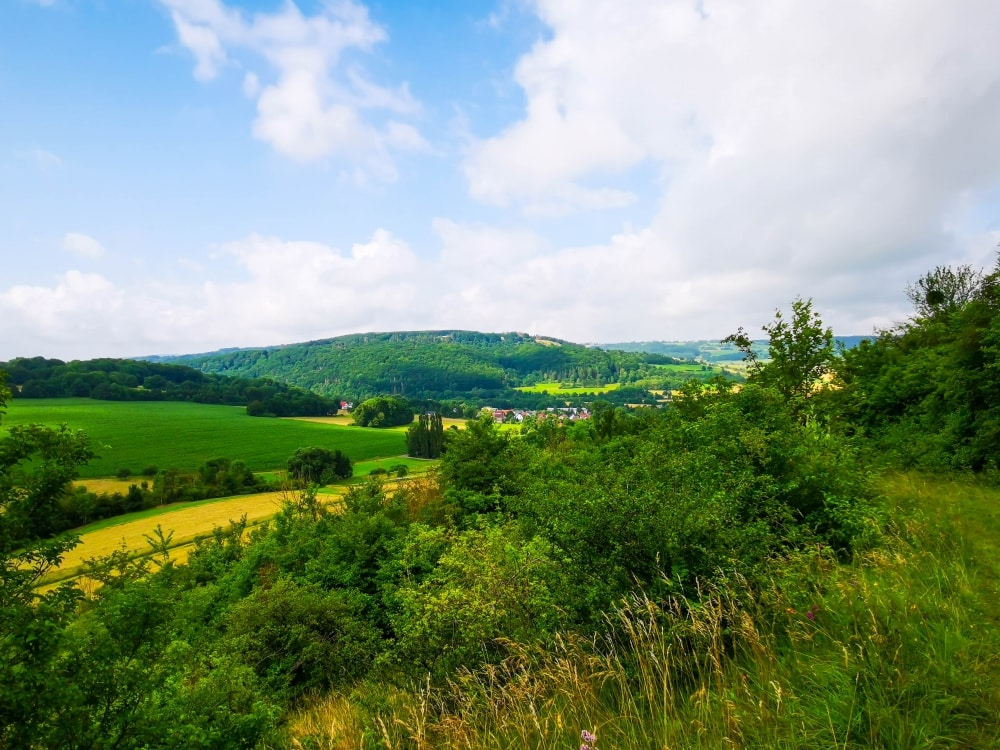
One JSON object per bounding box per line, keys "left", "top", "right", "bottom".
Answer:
{"left": 515, "top": 381, "right": 621, "bottom": 395}
{"left": 2, "top": 399, "right": 406, "bottom": 477}
{"left": 288, "top": 472, "right": 1000, "bottom": 749}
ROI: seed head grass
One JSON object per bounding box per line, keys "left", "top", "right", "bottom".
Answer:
{"left": 284, "top": 472, "right": 1000, "bottom": 749}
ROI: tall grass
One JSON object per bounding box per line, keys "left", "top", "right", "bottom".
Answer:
{"left": 283, "top": 473, "right": 1000, "bottom": 749}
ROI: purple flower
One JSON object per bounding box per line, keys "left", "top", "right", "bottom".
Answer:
{"left": 581, "top": 729, "right": 597, "bottom": 744}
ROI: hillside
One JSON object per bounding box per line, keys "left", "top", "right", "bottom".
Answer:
{"left": 0, "top": 356, "right": 339, "bottom": 416}
{"left": 148, "top": 330, "right": 677, "bottom": 402}
{"left": 600, "top": 335, "right": 870, "bottom": 362}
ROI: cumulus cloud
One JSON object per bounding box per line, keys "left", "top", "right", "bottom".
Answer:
{"left": 0, "top": 230, "right": 425, "bottom": 359}
{"left": 2, "top": 215, "right": 988, "bottom": 361}
{"left": 61, "top": 232, "right": 106, "bottom": 259}
{"left": 159, "top": 0, "right": 425, "bottom": 175}
{"left": 464, "top": 0, "right": 1000, "bottom": 293}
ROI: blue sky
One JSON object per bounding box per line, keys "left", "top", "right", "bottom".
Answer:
{"left": 2, "top": 0, "right": 999, "bottom": 359}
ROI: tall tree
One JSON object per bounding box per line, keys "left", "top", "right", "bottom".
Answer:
{"left": 406, "top": 412, "right": 445, "bottom": 458}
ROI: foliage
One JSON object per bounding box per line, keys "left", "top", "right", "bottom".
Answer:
{"left": 153, "top": 329, "right": 671, "bottom": 406}
{"left": 9, "top": 280, "right": 1000, "bottom": 748}
{"left": 352, "top": 395, "right": 413, "bottom": 428}
{"left": 904, "top": 263, "right": 986, "bottom": 319}
{"left": 1, "top": 355, "right": 338, "bottom": 416}
{"left": 287, "top": 446, "right": 353, "bottom": 484}
{"left": 726, "top": 296, "right": 836, "bottom": 405}
{"left": 406, "top": 412, "right": 445, "bottom": 458}
{"left": 438, "top": 415, "right": 529, "bottom": 516}
{"left": 837, "top": 259, "right": 1000, "bottom": 472}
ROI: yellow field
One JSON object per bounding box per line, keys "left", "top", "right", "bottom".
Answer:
{"left": 55, "top": 491, "right": 289, "bottom": 570}
{"left": 289, "top": 415, "right": 470, "bottom": 430}
{"left": 75, "top": 477, "right": 148, "bottom": 494}
{"left": 38, "top": 488, "right": 356, "bottom": 593}
{"left": 289, "top": 414, "right": 357, "bottom": 427}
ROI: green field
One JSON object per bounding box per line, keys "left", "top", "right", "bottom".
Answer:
{"left": 2, "top": 399, "right": 407, "bottom": 478}
{"left": 650, "top": 362, "right": 712, "bottom": 373}
{"left": 515, "top": 382, "right": 621, "bottom": 395}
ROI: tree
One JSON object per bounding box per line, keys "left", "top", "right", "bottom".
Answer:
{"left": 406, "top": 412, "right": 445, "bottom": 458}
{"left": 726, "top": 297, "right": 835, "bottom": 404}
{"left": 905, "top": 264, "right": 985, "bottom": 319}
{"left": 287, "top": 446, "right": 353, "bottom": 485}
{"left": 352, "top": 396, "right": 413, "bottom": 428}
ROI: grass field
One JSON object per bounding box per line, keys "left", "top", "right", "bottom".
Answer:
{"left": 44, "top": 461, "right": 439, "bottom": 589}
{"left": 650, "top": 362, "right": 713, "bottom": 373}
{"left": 39, "top": 489, "right": 297, "bottom": 586}
{"left": 289, "top": 414, "right": 469, "bottom": 431}
{"left": 2, "top": 399, "right": 407, "bottom": 478}
{"left": 515, "top": 382, "right": 621, "bottom": 395}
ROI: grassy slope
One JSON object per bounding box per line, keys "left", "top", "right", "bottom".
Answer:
{"left": 287, "top": 471, "right": 1000, "bottom": 749}
{"left": 515, "top": 382, "right": 621, "bottom": 394}
{"left": 2, "top": 399, "right": 406, "bottom": 477}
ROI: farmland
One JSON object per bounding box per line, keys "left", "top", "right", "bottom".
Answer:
{"left": 2, "top": 398, "right": 407, "bottom": 477}
{"left": 48, "top": 456, "right": 439, "bottom": 588}
{"left": 515, "top": 381, "right": 621, "bottom": 395}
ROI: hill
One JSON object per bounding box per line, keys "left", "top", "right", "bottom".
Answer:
{"left": 147, "top": 330, "right": 677, "bottom": 404}
{"left": 600, "top": 335, "right": 870, "bottom": 362}
{"left": 0, "top": 356, "right": 339, "bottom": 416}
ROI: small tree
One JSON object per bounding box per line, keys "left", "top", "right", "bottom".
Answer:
{"left": 905, "top": 264, "right": 985, "bottom": 319}
{"left": 725, "top": 297, "right": 835, "bottom": 403}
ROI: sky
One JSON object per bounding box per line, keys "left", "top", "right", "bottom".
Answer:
{"left": 2, "top": 0, "right": 1000, "bottom": 360}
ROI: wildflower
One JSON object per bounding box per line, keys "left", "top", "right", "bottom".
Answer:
{"left": 581, "top": 729, "right": 597, "bottom": 749}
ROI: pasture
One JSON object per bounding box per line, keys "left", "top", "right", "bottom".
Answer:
{"left": 515, "top": 382, "right": 621, "bottom": 395}
{"left": 289, "top": 414, "right": 469, "bottom": 431}
{"left": 2, "top": 399, "right": 407, "bottom": 477}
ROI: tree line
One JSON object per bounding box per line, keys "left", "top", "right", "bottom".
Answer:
{"left": 1, "top": 356, "right": 340, "bottom": 417}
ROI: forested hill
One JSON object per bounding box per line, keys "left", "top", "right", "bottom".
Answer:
{"left": 148, "top": 330, "right": 671, "bottom": 401}
{"left": 600, "top": 335, "right": 869, "bottom": 362}
{"left": 0, "top": 356, "right": 339, "bottom": 416}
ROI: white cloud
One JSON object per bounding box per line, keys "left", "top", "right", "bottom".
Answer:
{"left": 160, "top": 0, "right": 425, "bottom": 174}
{"left": 61, "top": 233, "right": 106, "bottom": 259}
{"left": 3, "top": 215, "right": 996, "bottom": 361}
{"left": 464, "top": 0, "right": 1000, "bottom": 293}
{"left": 0, "top": 230, "right": 425, "bottom": 359}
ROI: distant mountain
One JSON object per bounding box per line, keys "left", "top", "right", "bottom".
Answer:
{"left": 600, "top": 336, "right": 871, "bottom": 363}
{"left": 147, "top": 330, "right": 672, "bottom": 403}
